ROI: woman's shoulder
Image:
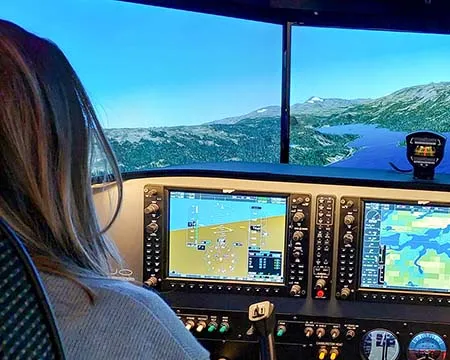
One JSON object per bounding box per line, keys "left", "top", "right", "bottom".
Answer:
{"left": 41, "top": 273, "right": 210, "bottom": 360}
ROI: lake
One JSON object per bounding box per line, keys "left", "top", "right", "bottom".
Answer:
{"left": 317, "top": 124, "right": 450, "bottom": 174}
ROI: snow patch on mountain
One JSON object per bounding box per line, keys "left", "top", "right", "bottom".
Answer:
{"left": 307, "top": 96, "right": 324, "bottom": 103}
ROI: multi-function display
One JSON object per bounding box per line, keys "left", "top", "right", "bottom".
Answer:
{"left": 360, "top": 201, "right": 450, "bottom": 294}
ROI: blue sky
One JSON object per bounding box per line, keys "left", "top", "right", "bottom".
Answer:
{"left": 0, "top": 0, "right": 281, "bottom": 128}
{"left": 291, "top": 26, "right": 450, "bottom": 103}
{"left": 2, "top": 0, "right": 450, "bottom": 128}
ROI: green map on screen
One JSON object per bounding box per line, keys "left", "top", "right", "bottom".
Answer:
{"left": 361, "top": 203, "right": 450, "bottom": 293}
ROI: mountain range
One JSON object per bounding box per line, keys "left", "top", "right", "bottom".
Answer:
{"left": 206, "top": 97, "right": 371, "bottom": 125}
{"left": 103, "top": 82, "right": 450, "bottom": 172}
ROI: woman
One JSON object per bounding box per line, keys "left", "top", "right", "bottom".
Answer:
{"left": 0, "top": 19, "right": 209, "bottom": 360}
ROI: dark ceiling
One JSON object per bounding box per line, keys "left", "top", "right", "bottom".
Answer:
{"left": 120, "top": 0, "right": 450, "bottom": 34}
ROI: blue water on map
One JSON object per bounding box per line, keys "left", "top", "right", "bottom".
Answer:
{"left": 380, "top": 209, "right": 450, "bottom": 291}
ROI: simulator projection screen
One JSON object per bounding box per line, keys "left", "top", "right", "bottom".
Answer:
{"left": 360, "top": 201, "right": 450, "bottom": 294}
{"left": 290, "top": 26, "right": 450, "bottom": 173}
{"left": 168, "top": 191, "right": 287, "bottom": 284}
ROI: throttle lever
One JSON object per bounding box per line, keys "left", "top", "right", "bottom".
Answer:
{"left": 248, "top": 301, "right": 277, "bottom": 360}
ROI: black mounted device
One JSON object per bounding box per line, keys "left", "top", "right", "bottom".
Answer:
{"left": 406, "top": 131, "right": 446, "bottom": 180}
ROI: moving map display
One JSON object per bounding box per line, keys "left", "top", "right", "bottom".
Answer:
{"left": 168, "top": 191, "right": 287, "bottom": 284}
{"left": 360, "top": 201, "right": 450, "bottom": 294}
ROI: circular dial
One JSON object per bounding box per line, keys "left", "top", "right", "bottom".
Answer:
{"left": 365, "top": 209, "right": 381, "bottom": 222}
{"left": 408, "top": 332, "right": 447, "bottom": 360}
{"left": 361, "top": 329, "right": 400, "bottom": 360}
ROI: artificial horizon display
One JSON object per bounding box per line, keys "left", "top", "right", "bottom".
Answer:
{"left": 167, "top": 191, "right": 287, "bottom": 284}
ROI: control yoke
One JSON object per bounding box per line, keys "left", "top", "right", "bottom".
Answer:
{"left": 248, "top": 301, "right": 278, "bottom": 360}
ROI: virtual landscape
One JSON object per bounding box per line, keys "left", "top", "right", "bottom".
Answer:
{"left": 104, "top": 82, "right": 450, "bottom": 172}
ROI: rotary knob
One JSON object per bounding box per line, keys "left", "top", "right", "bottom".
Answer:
{"left": 344, "top": 214, "right": 355, "bottom": 225}
{"left": 293, "top": 211, "right": 305, "bottom": 223}
{"left": 144, "top": 276, "right": 158, "bottom": 287}
{"left": 144, "top": 203, "right": 160, "bottom": 214}
{"left": 304, "top": 327, "right": 314, "bottom": 338}
{"left": 196, "top": 321, "right": 207, "bottom": 333}
{"left": 316, "top": 327, "right": 326, "bottom": 339}
{"left": 145, "top": 188, "right": 158, "bottom": 196}
{"left": 330, "top": 328, "right": 340, "bottom": 339}
{"left": 345, "top": 329, "right": 356, "bottom": 340}
{"left": 290, "top": 284, "right": 301, "bottom": 296}
{"left": 340, "top": 287, "right": 351, "bottom": 299}
{"left": 146, "top": 223, "right": 159, "bottom": 233}
{"left": 343, "top": 233, "right": 354, "bottom": 244}
{"left": 315, "top": 278, "right": 326, "bottom": 290}
{"left": 292, "top": 231, "right": 304, "bottom": 241}
{"left": 185, "top": 319, "right": 195, "bottom": 331}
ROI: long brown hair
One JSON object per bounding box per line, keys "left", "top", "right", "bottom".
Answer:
{"left": 0, "top": 19, "right": 123, "bottom": 278}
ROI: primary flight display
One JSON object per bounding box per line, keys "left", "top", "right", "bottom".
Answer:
{"left": 167, "top": 190, "right": 287, "bottom": 284}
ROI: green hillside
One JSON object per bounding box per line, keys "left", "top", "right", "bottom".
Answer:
{"left": 104, "top": 82, "right": 450, "bottom": 172}
{"left": 106, "top": 117, "right": 355, "bottom": 172}
{"left": 295, "top": 83, "right": 450, "bottom": 132}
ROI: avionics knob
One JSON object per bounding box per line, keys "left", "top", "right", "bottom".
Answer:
{"left": 276, "top": 325, "right": 287, "bottom": 337}
{"left": 330, "top": 348, "right": 339, "bottom": 360}
{"left": 344, "top": 214, "right": 355, "bottom": 225}
{"left": 184, "top": 319, "right": 195, "bottom": 331}
{"left": 343, "top": 233, "right": 354, "bottom": 244}
{"left": 340, "top": 287, "right": 351, "bottom": 299}
{"left": 145, "top": 223, "right": 159, "bottom": 233}
{"left": 345, "top": 329, "right": 355, "bottom": 340}
{"left": 316, "top": 327, "right": 326, "bottom": 339}
{"left": 144, "top": 276, "right": 158, "bottom": 287}
{"left": 315, "top": 278, "right": 326, "bottom": 290}
{"left": 293, "top": 211, "right": 305, "bottom": 223}
{"left": 207, "top": 321, "right": 218, "bottom": 333}
{"left": 289, "top": 284, "right": 301, "bottom": 296}
{"left": 219, "top": 322, "right": 230, "bottom": 334}
{"left": 145, "top": 188, "right": 157, "bottom": 196}
{"left": 144, "top": 203, "right": 160, "bottom": 214}
{"left": 330, "top": 328, "right": 340, "bottom": 339}
{"left": 292, "top": 231, "right": 304, "bottom": 241}
{"left": 318, "top": 348, "right": 328, "bottom": 360}
{"left": 304, "top": 327, "right": 314, "bottom": 338}
{"left": 295, "top": 197, "right": 304, "bottom": 204}
{"left": 196, "top": 321, "right": 207, "bottom": 333}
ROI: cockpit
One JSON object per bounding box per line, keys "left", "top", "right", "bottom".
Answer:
{"left": 1, "top": 0, "right": 450, "bottom": 359}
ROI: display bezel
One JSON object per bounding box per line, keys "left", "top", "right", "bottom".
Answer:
{"left": 358, "top": 198, "right": 450, "bottom": 298}
{"left": 164, "top": 186, "right": 291, "bottom": 288}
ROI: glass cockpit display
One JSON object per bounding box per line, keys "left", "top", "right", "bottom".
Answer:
{"left": 168, "top": 191, "right": 287, "bottom": 284}
{"left": 360, "top": 201, "right": 450, "bottom": 294}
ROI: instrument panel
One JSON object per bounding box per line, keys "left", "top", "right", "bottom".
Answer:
{"left": 142, "top": 184, "right": 450, "bottom": 307}
{"left": 94, "top": 175, "right": 450, "bottom": 360}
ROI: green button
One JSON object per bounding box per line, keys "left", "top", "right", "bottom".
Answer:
{"left": 276, "top": 329, "right": 285, "bottom": 337}
{"left": 219, "top": 324, "right": 229, "bottom": 334}
{"left": 207, "top": 325, "right": 216, "bottom": 333}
